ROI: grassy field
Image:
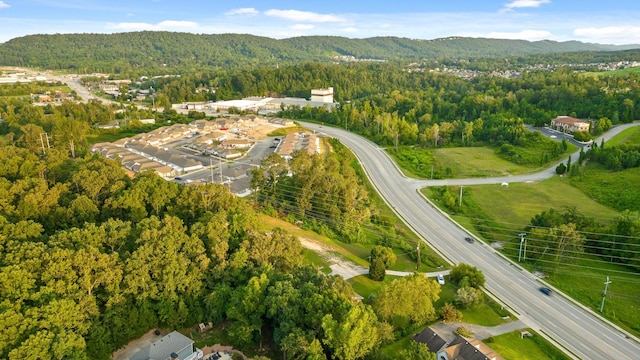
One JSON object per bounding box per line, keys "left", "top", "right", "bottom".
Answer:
{"left": 86, "top": 131, "right": 141, "bottom": 144}
{"left": 457, "top": 176, "right": 620, "bottom": 228}
{"left": 433, "top": 147, "right": 534, "bottom": 177}
{"left": 569, "top": 164, "right": 640, "bottom": 212}
{"left": 390, "top": 141, "right": 576, "bottom": 179}
{"left": 606, "top": 125, "right": 640, "bottom": 147}
{"left": 489, "top": 330, "right": 572, "bottom": 360}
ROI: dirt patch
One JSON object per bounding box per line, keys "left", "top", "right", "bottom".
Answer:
{"left": 201, "top": 344, "right": 247, "bottom": 360}
{"left": 246, "top": 124, "right": 282, "bottom": 139}
{"left": 298, "top": 237, "right": 368, "bottom": 279}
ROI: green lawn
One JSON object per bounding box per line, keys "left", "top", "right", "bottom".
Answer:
{"left": 389, "top": 141, "right": 575, "bottom": 179}
{"left": 569, "top": 164, "right": 640, "bottom": 212}
{"left": 86, "top": 131, "right": 140, "bottom": 144}
{"left": 433, "top": 147, "right": 535, "bottom": 178}
{"left": 489, "top": 330, "right": 572, "bottom": 360}
{"left": 348, "top": 274, "right": 401, "bottom": 301}
{"left": 435, "top": 283, "right": 511, "bottom": 326}
{"left": 453, "top": 176, "right": 619, "bottom": 229}
{"left": 606, "top": 125, "right": 640, "bottom": 147}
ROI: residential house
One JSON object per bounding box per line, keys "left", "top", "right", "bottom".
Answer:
{"left": 412, "top": 327, "right": 448, "bottom": 353}
{"left": 437, "top": 335, "right": 504, "bottom": 360}
{"left": 413, "top": 327, "right": 504, "bottom": 360}
{"left": 128, "top": 330, "right": 203, "bottom": 360}
{"left": 550, "top": 116, "right": 590, "bottom": 133}
{"left": 276, "top": 131, "right": 318, "bottom": 160}
{"left": 222, "top": 138, "right": 253, "bottom": 149}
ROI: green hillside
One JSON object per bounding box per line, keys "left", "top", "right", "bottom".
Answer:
{"left": 1, "top": 31, "right": 638, "bottom": 73}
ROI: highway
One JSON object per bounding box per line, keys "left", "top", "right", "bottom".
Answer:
{"left": 300, "top": 121, "right": 640, "bottom": 360}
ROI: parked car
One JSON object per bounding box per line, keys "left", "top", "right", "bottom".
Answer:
{"left": 539, "top": 287, "right": 552, "bottom": 296}
{"left": 464, "top": 236, "right": 474, "bottom": 244}
{"left": 437, "top": 274, "right": 445, "bottom": 285}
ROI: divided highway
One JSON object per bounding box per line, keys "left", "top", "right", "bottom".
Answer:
{"left": 300, "top": 121, "right": 640, "bottom": 360}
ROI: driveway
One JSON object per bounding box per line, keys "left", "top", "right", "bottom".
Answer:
{"left": 431, "top": 320, "right": 527, "bottom": 342}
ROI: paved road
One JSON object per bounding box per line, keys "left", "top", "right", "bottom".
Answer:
{"left": 301, "top": 121, "right": 640, "bottom": 360}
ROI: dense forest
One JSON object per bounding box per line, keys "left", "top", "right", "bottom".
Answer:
{"left": 1, "top": 31, "right": 639, "bottom": 74}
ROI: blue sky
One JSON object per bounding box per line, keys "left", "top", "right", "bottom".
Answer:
{"left": 1, "top": 0, "right": 640, "bottom": 45}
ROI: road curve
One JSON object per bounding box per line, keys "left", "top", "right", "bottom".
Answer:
{"left": 300, "top": 121, "right": 640, "bottom": 360}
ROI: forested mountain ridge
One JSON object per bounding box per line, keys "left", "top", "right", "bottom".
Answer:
{"left": 1, "top": 31, "right": 638, "bottom": 73}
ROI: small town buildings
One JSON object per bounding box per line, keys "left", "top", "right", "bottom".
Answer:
{"left": 222, "top": 138, "right": 253, "bottom": 149}
{"left": 550, "top": 116, "right": 590, "bottom": 133}
{"left": 277, "top": 131, "right": 319, "bottom": 160}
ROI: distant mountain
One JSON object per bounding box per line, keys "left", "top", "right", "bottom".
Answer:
{"left": 0, "top": 31, "right": 638, "bottom": 73}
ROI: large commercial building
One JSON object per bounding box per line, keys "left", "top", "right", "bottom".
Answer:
{"left": 311, "top": 87, "right": 334, "bottom": 103}
{"left": 550, "top": 116, "right": 590, "bottom": 133}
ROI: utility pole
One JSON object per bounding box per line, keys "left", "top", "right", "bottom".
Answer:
{"left": 39, "top": 133, "right": 51, "bottom": 154}
{"left": 459, "top": 186, "right": 463, "bottom": 207}
{"left": 431, "top": 164, "right": 434, "bottom": 179}
{"left": 219, "top": 157, "right": 223, "bottom": 184}
{"left": 600, "top": 276, "right": 612, "bottom": 312}
{"left": 210, "top": 157, "right": 214, "bottom": 183}
{"left": 40, "top": 133, "right": 46, "bottom": 154}
{"left": 416, "top": 244, "right": 421, "bottom": 270}
{"left": 518, "top": 233, "right": 526, "bottom": 262}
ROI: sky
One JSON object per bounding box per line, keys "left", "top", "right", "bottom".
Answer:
{"left": 1, "top": 0, "right": 640, "bottom": 45}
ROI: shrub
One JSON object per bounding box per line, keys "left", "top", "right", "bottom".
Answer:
{"left": 456, "top": 287, "right": 482, "bottom": 309}
{"left": 440, "top": 302, "right": 463, "bottom": 322}
{"left": 369, "top": 257, "right": 386, "bottom": 281}
{"left": 455, "top": 326, "right": 473, "bottom": 337}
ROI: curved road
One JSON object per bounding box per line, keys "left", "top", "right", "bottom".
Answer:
{"left": 300, "top": 121, "right": 640, "bottom": 360}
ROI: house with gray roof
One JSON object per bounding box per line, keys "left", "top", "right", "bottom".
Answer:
{"left": 128, "top": 330, "right": 203, "bottom": 360}
{"left": 413, "top": 327, "right": 504, "bottom": 360}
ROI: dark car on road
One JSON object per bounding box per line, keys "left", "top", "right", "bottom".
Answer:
{"left": 539, "top": 287, "right": 552, "bottom": 296}
{"left": 464, "top": 237, "right": 474, "bottom": 243}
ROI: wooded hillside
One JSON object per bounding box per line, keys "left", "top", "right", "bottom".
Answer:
{"left": 1, "top": 31, "right": 638, "bottom": 73}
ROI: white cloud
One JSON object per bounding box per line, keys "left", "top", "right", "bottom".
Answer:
{"left": 504, "top": 0, "right": 551, "bottom": 9}
{"left": 340, "top": 27, "right": 359, "bottom": 33}
{"left": 264, "top": 9, "right": 345, "bottom": 23}
{"left": 572, "top": 25, "right": 640, "bottom": 44}
{"left": 487, "top": 29, "right": 553, "bottom": 41}
{"left": 157, "top": 20, "right": 198, "bottom": 28}
{"left": 574, "top": 26, "right": 640, "bottom": 40}
{"left": 107, "top": 22, "right": 154, "bottom": 31}
{"left": 0, "top": 1, "right": 10, "bottom": 9}
{"left": 107, "top": 20, "right": 199, "bottom": 31}
{"left": 291, "top": 24, "right": 314, "bottom": 30}
{"left": 225, "top": 8, "right": 259, "bottom": 16}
